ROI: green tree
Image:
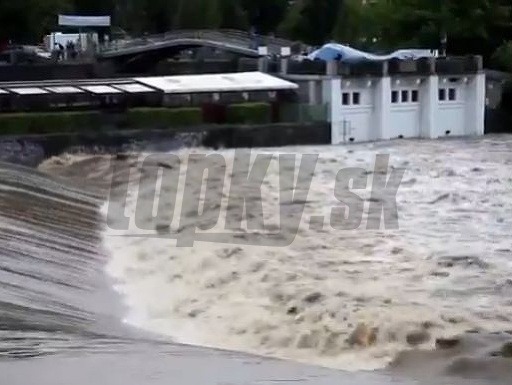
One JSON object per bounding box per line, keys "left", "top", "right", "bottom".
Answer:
{"left": 332, "top": 0, "right": 364, "bottom": 45}
{"left": 217, "top": 0, "right": 248, "bottom": 29}
{"left": 362, "top": 0, "right": 512, "bottom": 57}
{"left": 174, "top": 0, "right": 221, "bottom": 29}
{"left": 491, "top": 41, "right": 512, "bottom": 72}
{"left": 241, "top": 0, "right": 288, "bottom": 34}
{"left": 72, "top": 0, "right": 114, "bottom": 15}
{"left": 114, "top": 0, "right": 184, "bottom": 34}
{"left": 279, "top": 0, "right": 341, "bottom": 45}
{"left": 0, "top": 0, "right": 71, "bottom": 43}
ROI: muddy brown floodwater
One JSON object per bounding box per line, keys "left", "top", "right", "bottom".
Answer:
{"left": 1, "top": 135, "right": 512, "bottom": 384}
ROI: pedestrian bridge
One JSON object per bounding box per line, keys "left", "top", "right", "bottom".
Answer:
{"left": 98, "top": 29, "right": 300, "bottom": 61}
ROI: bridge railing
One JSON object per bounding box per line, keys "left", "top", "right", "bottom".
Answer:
{"left": 99, "top": 29, "right": 302, "bottom": 55}
{"left": 199, "top": 29, "right": 301, "bottom": 52}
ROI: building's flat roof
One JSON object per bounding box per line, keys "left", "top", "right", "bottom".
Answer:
{"left": 135, "top": 72, "right": 298, "bottom": 94}
{"left": 8, "top": 87, "right": 49, "bottom": 95}
{"left": 79, "top": 85, "right": 124, "bottom": 94}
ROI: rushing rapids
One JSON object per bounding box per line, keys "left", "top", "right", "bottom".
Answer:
{"left": 104, "top": 138, "right": 512, "bottom": 372}
{"left": 0, "top": 137, "right": 512, "bottom": 384}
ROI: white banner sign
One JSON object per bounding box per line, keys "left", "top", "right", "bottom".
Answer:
{"left": 58, "top": 15, "right": 111, "bottom": 27}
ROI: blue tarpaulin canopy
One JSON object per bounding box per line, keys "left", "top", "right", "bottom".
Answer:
{"left": 307, "top": 43, "right": 435, "bottom": 62}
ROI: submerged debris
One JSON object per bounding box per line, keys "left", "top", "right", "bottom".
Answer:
{"left": 348, "top": 323, "right": 378, "bottom": 347}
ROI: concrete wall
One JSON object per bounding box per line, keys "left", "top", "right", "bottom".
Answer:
{"left": 201, "top": 122, "right": 331, "bottom": 148}
{"left": 389, "top": 77, "right": 422, "bottom": 138}
{"left": 437, "top": 77, "right": 467, "bottom": 137}
{"left": 338, "top": 78, "right": 374, "bottom": 142}
{"left": 324, "top": 71, "right": 485, "bottom": 144}
{"left": 0, "top": 122, "right": 331, "bottom": 166}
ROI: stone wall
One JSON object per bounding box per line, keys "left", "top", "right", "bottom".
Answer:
{"left": 0, "top": 122, "right": 330, "bottom": 167}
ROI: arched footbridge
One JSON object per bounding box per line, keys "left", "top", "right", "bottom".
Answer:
{"left": 98, "top": 29, "right": 303, "bottom": 62}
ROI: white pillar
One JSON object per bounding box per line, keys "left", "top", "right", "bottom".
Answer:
{"left": 374, "top": 76, "right": 391, "bottom": 140}
{"left": 308, "top": 80, "right": 317, "bottom": 105}
{"left": 280, "top": 47, "right": 291, "bottom": 75}
{"left": 280, "top": 58, "right": 289, "bottom": 75}
{"left": 420, "top": 74, "right": 440, "bottom": 138}
{"left": 465, "top": 72, "right": 486, "bottom": 136}
{"left": 326, "top": 61, "right": 337, "bottom": 76}
{"left": 322, "top": 78, "right": 343, "bottom": 144}
{"left": 257, "top": 46, "right": 269, "bottom": 72}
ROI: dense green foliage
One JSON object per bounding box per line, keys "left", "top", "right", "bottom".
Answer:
{"left": 226, "top": 102, "right": 272, "bottom": 124}
{"left": 0, "top": 104, "right": 279, "bottom": 134}
{"left": 0, "top": 111, "right": 102, "bottom": 134}
{"left": 126, "top": 107, "right": 203, "bottom": 128}
{"left": 492, "top": 41, "right": 512, "bottom": 72}
{"left": 1, "top": 0, "right": 512, "bottom": 65}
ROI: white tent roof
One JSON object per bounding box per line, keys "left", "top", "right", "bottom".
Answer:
{"left": 134, "top": 72, "right": 298, "bottom": 94}
{"left": 80, "top": 85, "right": 123, "bottom": 94}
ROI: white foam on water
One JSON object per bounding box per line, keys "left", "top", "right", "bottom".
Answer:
{"left": 103, "top": 139, "right": 512, "bottom": 371}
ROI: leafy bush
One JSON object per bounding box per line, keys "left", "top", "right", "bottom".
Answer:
{"left": 0, "top": 104, "right": 278, "bottom": 136}
{"left": 491, "top": 41, "right": 512, "bottom": 73}
{"left": 0, "top": 111, "right": 101, "bottom": 135}
{"left": 0, "top": 108, "right": 204, "bottom": 135}
{"left": 226, "top": 103, "right": 272, "bottom": 124}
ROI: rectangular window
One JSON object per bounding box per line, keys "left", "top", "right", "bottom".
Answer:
{"left": 401, "top": 90, "right": 409, "bottom": 103}
{"left": 391, "top": 90, "right": 399, "bottom": 103}
{"left": 342, "top": 92, "right": 350, "bottom": 105}
{"left": 448, "top": 88, "right": 456, "bottom": 101}
{"left": 352, "top": 92, "right": 360, "bottom": 105}
{"left": 439, "top": 88, "right": 446, "bottom": 101}
{"left": 411, "top": 90, "right": 419, "bottom": 102}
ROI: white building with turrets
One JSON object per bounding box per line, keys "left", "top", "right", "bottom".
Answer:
{"left": 272, "top": 54, "right": 485, "bottom": 144}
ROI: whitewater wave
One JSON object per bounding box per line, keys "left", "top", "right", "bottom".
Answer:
{"left": 103, "top": 138, "right": 512, "bottom": 371}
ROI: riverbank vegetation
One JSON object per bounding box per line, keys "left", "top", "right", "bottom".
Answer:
{"left": 0, "top": 103, "right": 284, "bottom": 135}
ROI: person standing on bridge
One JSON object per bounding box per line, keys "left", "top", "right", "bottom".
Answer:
{"left": 57, "top": 43, "right": 65, "bottom": 61}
